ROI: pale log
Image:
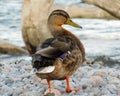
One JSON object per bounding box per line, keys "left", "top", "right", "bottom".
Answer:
{"left": 22, "top": 0, "right": 53, "bottom": 54}
{"left": 83, "top": 0, "right": 120, "bottom": 19}
{"left": 51, "top": 5, "right": 117, "bottom": 19}
{"left": 0, "top": 40, "right": 27, "bottom": 54}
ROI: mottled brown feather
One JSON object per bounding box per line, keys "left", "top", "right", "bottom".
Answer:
{"left": 32, "top": 9, "right": 85, "bottom": 81}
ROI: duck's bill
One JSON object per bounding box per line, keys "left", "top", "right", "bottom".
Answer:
{"left": 65, "top": 18, "right": 82, "bottom": 28}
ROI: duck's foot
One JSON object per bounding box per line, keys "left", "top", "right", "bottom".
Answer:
{"left": 64, "top": 75, "right": 82, "bottom": 93}
{"left": 44, "top": 88, "right": 61, "bottom": 96}
{"left": 45, "top": 79, "right": 61, "bottom": 96}
{"left": 60, "top": 87, "right": 82, "bottom": 94}
{"left": 44, "top": 92, "right": 55, "bottom": 96}
{"left": 66, "top": 87, "right": 82, "bottom": 93}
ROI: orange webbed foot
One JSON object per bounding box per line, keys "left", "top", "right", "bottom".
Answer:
{"left": 66, "top": 87, "right": 82, "bottom": 93}
{"left": 65, "top": 75, "right": 82, "bottom": 93}
{"left": 44, "top": 88, "right": 61, "bottom": 96}
{"left": 44, "top": 79, "right": 61, "bottom": 96}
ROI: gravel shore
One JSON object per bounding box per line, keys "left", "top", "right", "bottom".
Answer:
{"left": 0, "top": 56, "right": 120, "bottom": 96}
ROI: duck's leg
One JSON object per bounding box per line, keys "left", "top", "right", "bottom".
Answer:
{"left": 65, "top": 75, "right": 82, "bottom": 93}
{"left": 45, "top": 79, "right": 61, "bottom": 95}
{"left": 65, "top": 75, "right": 72, "bottom": 92}
{"left": 47, "top": 79, "right": 52, "bottom": 93}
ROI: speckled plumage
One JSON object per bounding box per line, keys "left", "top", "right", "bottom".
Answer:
{"left": 32, "top": 9, "right": 85, "bottom": 93}
{"left": 32, "top": 35, "right": 83, "bottom": 80}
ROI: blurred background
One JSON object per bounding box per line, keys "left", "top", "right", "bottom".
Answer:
{"left": 0, "top": 0, "right": 120, "bottom": 61}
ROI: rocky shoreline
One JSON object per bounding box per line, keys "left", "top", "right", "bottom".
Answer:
{"left": 0, "top": 55, "right": 120, "bottom": 96}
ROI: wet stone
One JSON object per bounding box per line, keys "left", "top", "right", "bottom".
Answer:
{"left": 82, "top": 85, "right": 87, "bottom": 90}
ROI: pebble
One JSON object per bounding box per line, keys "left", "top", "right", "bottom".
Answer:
{"left": 0, "top": 57, "right": 120, "bottom": 96}
{"left": 90, "top": 76, "right": 103, "bottom": 84}
{"left": 40, "top": 79, "right": 48, "bottom": 85}
{"left": 44, "top": 88, "right": 61, "bottom": 96}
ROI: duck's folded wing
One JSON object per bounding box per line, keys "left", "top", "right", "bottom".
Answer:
{"left": 35, "top": 39, "right": 71, "bottom": 58}
{"left": 35, "top": 46, "right": 63, "bottom": 58}
{"left": 51, "top": 38, "right": 71, "bottom": 52}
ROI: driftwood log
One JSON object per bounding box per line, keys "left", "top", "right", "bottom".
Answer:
{"left": 51, "top": 5, "right": 117, "bottom": 19}
{"left": 22, "top": 0, "right": 53, "bottom": 54}
{"left": 83, "top": 0, "right": 120, "bottom": 19}
{"left": 0, "top": 40, "right": 27, "bottom": 54}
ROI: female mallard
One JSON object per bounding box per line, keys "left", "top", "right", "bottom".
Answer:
{"left": 32, "top": 9, "right": 85, "bottom": 93}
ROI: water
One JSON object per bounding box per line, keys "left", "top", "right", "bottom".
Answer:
{"left": 0, "top": 0, "right": 120, "bottom": 61}
{"left": 65, "top": 19, "right": 120, "bottom": 60}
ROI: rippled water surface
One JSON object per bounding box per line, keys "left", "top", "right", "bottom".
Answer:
{"left": 0, "top": 0, "right": 120, "bottom": 60}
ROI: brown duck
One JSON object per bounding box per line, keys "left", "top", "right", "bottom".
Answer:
{"left": 32, "top": 9, "right": 85, "bottom": 93}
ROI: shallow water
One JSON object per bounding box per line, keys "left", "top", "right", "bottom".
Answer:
{"left": 67, "top": 19, "right": 120, "bottom": 60}
{"left": 0, "top": 0, "right": 120, "bottom": 61}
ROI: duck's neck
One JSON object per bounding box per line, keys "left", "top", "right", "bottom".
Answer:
{"left": 48, "top": 25, "right": 85, "bottom": 62}
{"left": 48, "top": 24, "right": 76, "bottom": 37}
{"left": 48, "top": 25, "right": 65, "bottom": 37}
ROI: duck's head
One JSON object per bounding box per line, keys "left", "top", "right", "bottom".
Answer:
{"left": 48, "top": 10, "right": 82, "bottom": 36}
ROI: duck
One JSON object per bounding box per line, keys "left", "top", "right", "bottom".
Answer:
{"left": 32, "top": 9, "right": 85, "bottom": 94}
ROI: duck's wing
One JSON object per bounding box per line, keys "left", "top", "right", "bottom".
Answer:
{"left": 35, "top": 38, "right": 71, "bottom": 58}
{"left": 35, "top": 46, "right": 62, "bottom": 58}
{"left": 51, "top": 38, "right": 70, "bottom": 52}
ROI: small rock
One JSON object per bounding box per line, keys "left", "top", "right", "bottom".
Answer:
{"left": 33, "top": 75, "right": 41, "bottom": 83}
{"left": 110, "top": 77, "right": 120, "bottom": 84}
{"left": 40, "top": 79, "right": 48, "bottom": 85}
{"left": 94, "top": 71, "right": 107, "bottom": 77}
{"left": 44, "top": 88, "right": 61, "bottom": 96}
{"left": 2, "top": 68, "right": 11, "bottom": 73}
{"left": 82, "top": 85, "right": 87, "bottom": 90}
{"left": 90, "top": 76, "right": 103, "bottom": 85}
{"left": 106, "top": 84, "right": 118, "bottom": 94}
{"left": 93, "top": 55, "right": 120, "bottom": 67}
{"left": 44, "top": 93, "right": 55, "bottom": 96}
{"left": 23, "top": 85, "right": 29, "bottom": 91}
{"left": 0, "top": 63, "right": 2, "bottom": 67}
{"left": 19, "top": 94, "right": 28, "bottom": 96}
{"left": 24, "top": 65, "right": 32, "bottom": 70}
